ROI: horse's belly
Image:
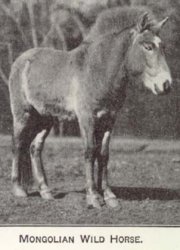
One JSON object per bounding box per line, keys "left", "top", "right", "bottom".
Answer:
{"left": 27, "top": 95, "right": 76, "bottom": 120}
{"left": 26, "top": 81, "right": 79, "bottom": 120}
{"left": 44, "top": 101, "right": 76, "bottom": 120}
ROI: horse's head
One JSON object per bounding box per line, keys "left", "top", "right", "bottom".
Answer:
{"left": 127, "top": 12, "right": 172, "bottom": 95}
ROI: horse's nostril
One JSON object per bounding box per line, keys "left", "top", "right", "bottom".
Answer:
{"left": 163, "top": 80, "right": 171, "bottom": 91}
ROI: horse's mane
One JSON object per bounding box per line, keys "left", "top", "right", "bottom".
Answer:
{"left": 85, "top": 6, "right": 156, "bottom": 42}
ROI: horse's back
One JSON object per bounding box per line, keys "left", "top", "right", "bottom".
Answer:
{"left": 9, "top": 48, "right": 70, "bottom": 90}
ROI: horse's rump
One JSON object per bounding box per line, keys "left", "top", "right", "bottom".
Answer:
{"left": 9, "top": 48, "right": 77, "bottom": 117}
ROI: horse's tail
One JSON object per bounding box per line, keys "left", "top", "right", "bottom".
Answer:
{"left": 12, "top": 134, "right": 34, "bottom": 189}
{"left": 21, "top": 151, "right": 34, "bottom": 189}
{"left": 9, "top": 58, "right": 34, "bottom": 189}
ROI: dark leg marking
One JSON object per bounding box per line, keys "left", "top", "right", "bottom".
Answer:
{"left": 79, "top": 115, "right": 103, "bottom": 209}
{"left": 12, "top": 112, "right": 38, "bottom": 197}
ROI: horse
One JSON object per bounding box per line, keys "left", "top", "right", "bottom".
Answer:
{"left": 8, "top": 7, "right": 172, "bottom": 209}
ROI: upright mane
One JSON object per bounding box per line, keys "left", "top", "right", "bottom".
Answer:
{"left": 85, "top": 6, "right": 156, "bottom": 42}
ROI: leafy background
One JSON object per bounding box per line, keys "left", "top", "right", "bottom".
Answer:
{"left": 0, "top": 0, "right": 180, "bottom": 138}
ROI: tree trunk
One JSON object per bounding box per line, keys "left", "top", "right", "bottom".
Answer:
{"left": 26, "top": 1, "right": 38, "bottom": 47}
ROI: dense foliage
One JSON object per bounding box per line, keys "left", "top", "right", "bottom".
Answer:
{"left": 0, "top": 0, "right": 180, "bottom": 138}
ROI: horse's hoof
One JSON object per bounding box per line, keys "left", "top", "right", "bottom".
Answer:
{"left": 86, "top": 194, "right": 103, "bottom": 209}
{"left": 40, "top": 190, "right": 54, "bottom": 200}
{"left": 105, "top": 197, "right": 120, "bottom": 210}
{"left": 103, "top": 188, "right": 120, "bottom": 209}
{"left": 12, "top": 186, "right": 28, "bottom": 198}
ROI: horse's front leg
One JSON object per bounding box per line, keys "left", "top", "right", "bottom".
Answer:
{"left": 80, "top": 118, "right": 103, "bottom": 209}
{"left": 97, "top": 131, "right": 120, "bottom": 209}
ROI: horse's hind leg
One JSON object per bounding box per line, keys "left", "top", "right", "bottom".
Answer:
{"left": 30, "top": 117, "right": 53, "bottom": 200}
{"left": 96, "top": 129, "right": 120, "bottom": 209}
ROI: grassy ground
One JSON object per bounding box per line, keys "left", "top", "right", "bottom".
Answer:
{"left": 0, "top": 135, "right": 180, "bottom": 225}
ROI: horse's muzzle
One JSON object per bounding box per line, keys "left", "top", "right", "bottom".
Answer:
{"left": 154, "top": 80, "right": 171, "bottom": 95}
{"left": 163, "top": 80, "right": 171, "bottom": 94}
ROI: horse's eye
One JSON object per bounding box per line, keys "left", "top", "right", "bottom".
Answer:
{"left": 143, "top": 43, "right": 153, "bottom": 51}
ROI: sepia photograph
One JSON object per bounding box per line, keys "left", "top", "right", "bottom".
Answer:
{"left": 0, "top": 0, "right": 179, "bottom": 226}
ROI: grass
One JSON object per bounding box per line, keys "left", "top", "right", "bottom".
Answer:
{"left": 0, "top": 135, "right": 180, "bottom": 225}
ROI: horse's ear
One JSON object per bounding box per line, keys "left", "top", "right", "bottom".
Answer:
{"left": 153, "top": 17, "right": 169, "bottom": 34}
{"left": 136, "top": 12, "right": 149, "bottom": 33}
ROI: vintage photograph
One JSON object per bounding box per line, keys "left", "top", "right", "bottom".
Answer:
{"left": 0, "top": 0, "right": 179, "bottom": 225}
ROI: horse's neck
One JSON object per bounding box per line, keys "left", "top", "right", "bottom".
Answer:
{"left": 87, "top": 29, "right": 130, "bottom": 85}
{"left": 76, "top": 30, "right": 131, "bottom": 110}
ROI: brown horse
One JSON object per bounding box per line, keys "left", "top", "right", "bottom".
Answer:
{"left": 8, "top": 7, "right": 172, "bottom": 209}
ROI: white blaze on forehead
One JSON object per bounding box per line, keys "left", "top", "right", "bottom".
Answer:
{"left": 153, "top": 36, "right": 161, "bottom": 48}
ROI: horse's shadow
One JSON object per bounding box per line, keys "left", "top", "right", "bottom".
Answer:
{"left": 53, "top": 186, "right": 180, "bottom": 201}
{"left": 28, "top": 190, "right": 67, "bottom": 199}
{"left": 111, "top": 186, "right": 180, "bottom": 201}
